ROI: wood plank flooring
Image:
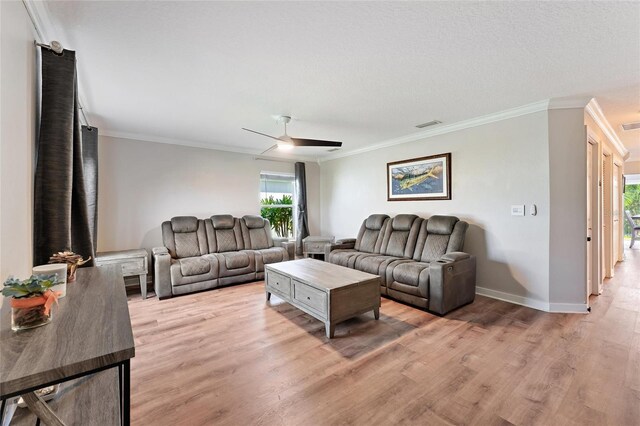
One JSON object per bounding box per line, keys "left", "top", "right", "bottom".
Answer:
{"left": 127, "top": 249, "right": 640, "bottom": 426}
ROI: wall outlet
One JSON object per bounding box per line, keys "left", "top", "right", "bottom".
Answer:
{"left": 511, "top": 205, "right": 525, "bottom": 216}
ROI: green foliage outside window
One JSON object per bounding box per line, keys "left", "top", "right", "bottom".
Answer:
{"left": 624, "top": 184, "right": 640, "bottom": 237}
{"left": 260, "top": 195, "right": 293, "bottom": 238}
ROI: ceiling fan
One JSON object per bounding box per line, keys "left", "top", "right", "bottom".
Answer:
{"left": 242, "top": 116, "right": 342, "bottom": 155}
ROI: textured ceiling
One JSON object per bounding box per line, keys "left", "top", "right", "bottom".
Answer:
{"left": 43, "top": 1, "right": 640, "bottom": 160}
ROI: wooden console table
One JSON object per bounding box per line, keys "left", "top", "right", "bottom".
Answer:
{"left": 0, "top": 265, "right": 135, "bottom": 425}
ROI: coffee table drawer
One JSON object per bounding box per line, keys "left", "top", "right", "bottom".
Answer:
{"left": 266, "top": 270, "right": 291, "bottom": 298}
{"left": 293, "top": 280, "right": 327, "bottom": 316}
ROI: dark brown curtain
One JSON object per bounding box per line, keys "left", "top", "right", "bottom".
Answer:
{"left": 295, "top": 162, "right": 309, "bottom": 255}
{"left": 33, "top": 48, "right": 98, "bottom": 266}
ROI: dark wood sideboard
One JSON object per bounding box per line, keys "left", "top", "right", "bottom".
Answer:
{"left": 0, "top": 265, "right": 135, "bottom": 425}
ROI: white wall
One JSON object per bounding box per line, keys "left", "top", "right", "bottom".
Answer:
{"left": 320, "top": 111, "right": 552, "bottom": 305}
{"left": 0, "top": 1, "right": 37, "bottom": 278}
{"left": 97, "top": 136, "right": 320, "bottom": 252}
{"left": 625, "top": 160, "right": 640, "bottom": 175}
{"left": 548, "top": 108, "right": 587, "bottom": 306}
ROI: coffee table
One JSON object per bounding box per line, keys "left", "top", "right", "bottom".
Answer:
{"left": 265, "top": 258, "right": 381, "bottom": 338}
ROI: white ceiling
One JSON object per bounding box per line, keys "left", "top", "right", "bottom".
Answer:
{"left": 41, "top": 1, "right": 640, "bottom": 160}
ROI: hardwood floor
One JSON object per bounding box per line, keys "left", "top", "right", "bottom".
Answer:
{"left": 127, "top": 250, "right": 640, "bottom": 426}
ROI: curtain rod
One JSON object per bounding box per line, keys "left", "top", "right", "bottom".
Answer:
{"left": 23, "top": 1, "right": 93, "bottom": 129}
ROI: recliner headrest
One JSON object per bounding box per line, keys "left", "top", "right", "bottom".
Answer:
{"left": 365, "top": 214, "right": 389, "bottom": 230}
{"left": 426, "top": 215, "right": 459, "bottom": 235}
{"left": 391, "top": 214, "right": 418, "bottom": 231}
{"left": 171, "top": 216, "right": 198, "bottom": 233}
{"left": 243, "top": 215, "right": 266, "bottom": 229}
{"left": 211, "top": 215, "right": 235, "bottom": 229}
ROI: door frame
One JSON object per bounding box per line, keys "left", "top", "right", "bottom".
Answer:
{"left": 602, "top": 148, "right": 614, "bottom": 279}
{"left": 587, "top": 132, "right": 602, "bottom": 296}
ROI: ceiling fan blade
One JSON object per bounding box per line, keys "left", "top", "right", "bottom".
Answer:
{"left": 242, "top": 128, "right": 281, "bottom": 141}
{"left": 290, "top": 138, "right": 342, "bottom": 147}
{"left": 260, "top": 144, "right": 279, "bottom": 155}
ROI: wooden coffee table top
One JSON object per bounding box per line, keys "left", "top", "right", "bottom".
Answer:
{"left": 266, "top": 258, "right": 380, "bottom": 290}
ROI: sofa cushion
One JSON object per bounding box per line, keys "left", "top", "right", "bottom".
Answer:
{"left": 355, "top": 214, "right": 389, "bottom": 253}
{"left": 179, "top": 257, "right": 211, "bottom": 277}
{"left": 211, "top": 214, "right": 235, "bottom": 229}
{"left": 222, "top": 251, "right": 251, "bottom": 269}
{"left": 169, "top": 255, "right": 218, "bottom": 287}
{"left": 391, "top": 214, "right": 418, "bottom": 231}
{"left": 389, "top": 261, "right": 430, "bottom": 298}
{"left": 380, "top": 215, "right": 421, "bottom": 258}
{"left": 171, "top": 216, "right": 198, "bottom": 233}
{"left": 365, "top": 214, "right": 388, "bottom": 230}
{"left": 354, "top": 255, "right": 402, "bottom": 278}
{"left": 328, "top": 249, "right": 359, "bottom": 267}
{"left": 392, "top": 262, "right": 430, "bottom": 287}
{"left": 422, "top": 234, "right": 450, "bottom": 262}
{"left": 251, "top": 247, "right": 288, "bottom": 273}
{"left": 174, "top": 233, "right": 202, "bottom": 259}
{"left": 165, "top": 217, "right": 207, "bottom": 259}
{"left": 426, "top": 215, "right": 459, "bottom": 235}
{"left": 243, "top": 215, "right": 266, "bottom": 229}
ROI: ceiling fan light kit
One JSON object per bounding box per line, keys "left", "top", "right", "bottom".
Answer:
{"left": 242, "top": 115, "right": 343, "bottom": 155}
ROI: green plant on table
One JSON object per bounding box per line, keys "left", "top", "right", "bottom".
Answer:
{"left": 3, "top": 275, "right": 59, "bottom": 331}
{"left": 2, "top": 275, "right": 58, "bottom": 298}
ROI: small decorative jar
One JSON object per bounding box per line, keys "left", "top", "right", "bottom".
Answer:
{"left": 2, "top": 276, "right": 60, "bottom": 332}
{"left": 11, "top": 296, "right": 54, "bottom": 331}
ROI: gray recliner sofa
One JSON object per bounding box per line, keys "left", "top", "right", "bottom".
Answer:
{"left": 328, "top": 213, "right": 476, "bottom": 315}
{"left": 153, "top": 214, "right": 294, "bottom": 299}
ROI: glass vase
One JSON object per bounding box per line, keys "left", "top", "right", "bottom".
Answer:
{"left": 11, "top": 304, "right": 52, "bottom": 331}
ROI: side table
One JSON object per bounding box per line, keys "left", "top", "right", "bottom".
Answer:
{"left": 302, "top": 236, "right": 335, "bottom": 261}
{"left": 96, "top": 249, "right": 149, "bottom": 299}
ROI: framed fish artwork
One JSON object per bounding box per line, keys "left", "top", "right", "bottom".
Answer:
{"left": 387, "top": 153, "right": 451, "bottom": 201}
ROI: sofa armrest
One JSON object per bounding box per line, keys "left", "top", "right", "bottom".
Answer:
{"left": 152, "top": 246, "right": 169, "bottom": 256}
{"left": 438, "top": 252, "right": 470, "bottom": 263}
{"left": 330, "top": 239, "right": 356, "bottom": 251}
{"left": 336, "top": 238, "right": 356, "bottom": 245}
{"left": 282, "top": 241, "right": 295, "bottom": 260}
{"left": 152, "top": 247, "right": 172, "bottom": 300}
{"left": 428, "top": 253, "right": 476, "bottom": 315}
{"left": 273, "top": 238, "right": 295, "bottom": 260}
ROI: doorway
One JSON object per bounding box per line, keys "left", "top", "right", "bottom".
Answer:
{"left": 602, "top": 151, "right": 613, "bottom": 279}
{"left": 587, "top": 138, "right": 601, "bottom": 296}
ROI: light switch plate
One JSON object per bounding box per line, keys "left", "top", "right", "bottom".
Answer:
{"left": 511, "top": 205, "right": 525, "bottom": 216}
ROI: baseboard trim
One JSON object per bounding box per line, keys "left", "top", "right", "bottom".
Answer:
{"left": 548, "top": 302, "right": 589, "bottom": 314}
{"left": 476, "top": 286, "right": 549, "bottom": 311}
{"left": 476, "top": 287, "right": 589, "bottom": 314}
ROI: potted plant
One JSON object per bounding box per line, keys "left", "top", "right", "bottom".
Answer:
{"left": 48, "top": 250, "right": 91, "bottom": 282}
{"left": 2, "top": 275, "right": 60, "bottom": 331}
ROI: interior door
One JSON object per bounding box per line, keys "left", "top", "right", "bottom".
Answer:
{"left": 613, "top": 163, "right": 620, "bottom": 264}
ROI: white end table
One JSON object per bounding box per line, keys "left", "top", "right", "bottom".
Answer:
{"left": 96, "top": 249, "right": 149, "bottom": 299}
{"left": 303, "top": 236, "right": 335, "bottom": 261}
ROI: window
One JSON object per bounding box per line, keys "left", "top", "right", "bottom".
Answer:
{"left": 260, "top": 172, "right": 295, "bottom": 239}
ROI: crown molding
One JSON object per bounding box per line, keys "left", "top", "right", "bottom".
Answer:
{"left": 22, "top": 0, "right": 52, "bottom": 42}
{"left": 585, "top": 98, "right": 630, "bottom": 160}
{"left": 319, "top": 100, "right": 551, "bottom": 162}
{"left": 547, "top": 96, "right": 592, "bottom": 110}
{"left": 100, "top": 130, "right": 320, "bottom": 163}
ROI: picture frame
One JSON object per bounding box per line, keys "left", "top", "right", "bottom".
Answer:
{"left": 387, "top": 152, "right": 451, "bottom": 201}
